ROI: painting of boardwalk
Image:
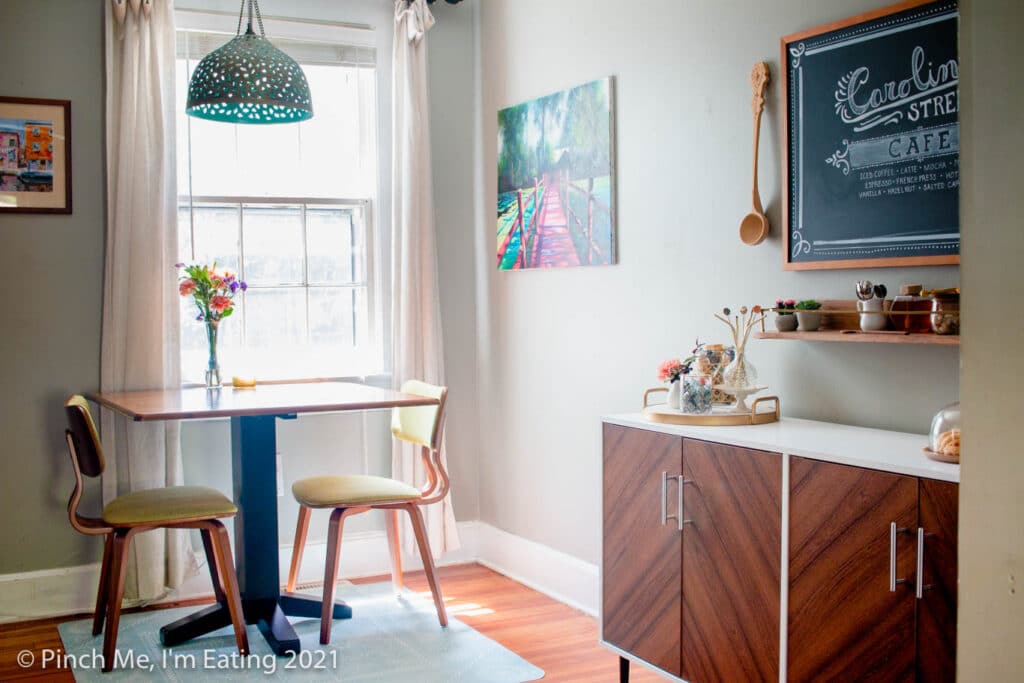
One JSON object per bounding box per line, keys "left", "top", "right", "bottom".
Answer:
{"left": 497, "top": 78, "right": 615, "bottom": 270}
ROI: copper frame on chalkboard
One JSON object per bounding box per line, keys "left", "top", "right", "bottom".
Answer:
{"left": 780, "top": 0, "right": 960, "bottom": 271}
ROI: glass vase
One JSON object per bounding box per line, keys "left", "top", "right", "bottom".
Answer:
{"left": 722, "top": 349, "right": 758, "bottom": 389}
{"left": 680, "top": 375, "right": 714, "bottom": 414}
{"left": 205, "top": 321, "right": 221, "bottom": 389}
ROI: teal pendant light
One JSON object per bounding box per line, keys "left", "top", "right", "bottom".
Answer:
{"left": 186, "top": 0, "right": 313, "bottom": 124}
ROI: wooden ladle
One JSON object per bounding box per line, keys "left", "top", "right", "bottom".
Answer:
{"left": 740, "top": 62, "right": 770, "bottom": 246}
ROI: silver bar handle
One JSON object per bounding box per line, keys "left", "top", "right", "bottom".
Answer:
{"left": 916, "top": 527, "right": 925, "bottom": 599}
{"left": 678, "top": 476, "right": 693, "bottom": 530}
{"left": 890, "top": 522, "right": 908, "bottom": 591}
{"left": 661, "top": 473, "right": 691, "bottom": 530}
{"left": 661, "top": 471, "right": 669, "bottom": 526}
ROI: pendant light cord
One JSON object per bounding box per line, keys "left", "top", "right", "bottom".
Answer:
{"left": 236, "top": 0, "right": 266, "bottom": 37}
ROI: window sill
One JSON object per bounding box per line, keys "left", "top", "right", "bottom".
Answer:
{"left": 180, "top": 373, "right": 392, "bottom": 390}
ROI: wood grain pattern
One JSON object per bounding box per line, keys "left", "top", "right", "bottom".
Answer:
{"left": 0, "top": 564, "right": 663, "bottom": 682}
{"left": 85, "top": 382, "right": 438, "bottom": 422}
{"left": 756, "top": 330, "right": 959, "bottom": 346}
{"left": 602, "top": 423, "right": 682, "bottom": 677}
{"left": 917, "top": 479, "right": 958, "bottom": 683}
{"left": 789, "top": 457, "right": 918, "bottom": 682}
{"left": 681, "top": 439, "right": 781, "bottom": 683}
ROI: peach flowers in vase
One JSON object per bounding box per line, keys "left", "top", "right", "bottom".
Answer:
{"left": 714, "top": 305, "right": 766, "bottom": 390}
{"left": 177, "top": 263, "right": 247, "bottom": 389}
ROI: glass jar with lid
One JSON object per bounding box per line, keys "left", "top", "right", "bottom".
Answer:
{"left": 929, "top": 288, "right": 960, "bottom": 335}
{"left": 890, "top": 284, "right": 932, "bottom": 333}
{"left": 928, "top": 402, "right": 961, "bottom": 461}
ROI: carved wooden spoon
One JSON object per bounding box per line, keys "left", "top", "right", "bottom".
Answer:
{"left": 740, "top": 62, "right": 770, "bottom": 246}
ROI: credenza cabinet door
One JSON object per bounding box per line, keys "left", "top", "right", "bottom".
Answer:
{"left": 602, "top": 424, "right": 683, "bottom": 677}
{"left": 917, "top": 479, "right": 958, "bottom": 683}
{"left": 788, "top": 457, "right": 918, "bottom": 682}
{"left": 681, "top": 439, "right": 781, "bottom": 683}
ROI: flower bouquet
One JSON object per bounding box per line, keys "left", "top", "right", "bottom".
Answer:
{"left": 177, "top": 262, "right": 247, "bottom": 388}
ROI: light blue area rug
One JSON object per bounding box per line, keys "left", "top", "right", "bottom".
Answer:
{"left": 58, "top": 582, "right": 544, "bottom": 681}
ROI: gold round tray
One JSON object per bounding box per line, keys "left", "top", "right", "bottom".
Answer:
{"left": 642, "top": 387, "right": 780, "bottom": 426}
{"left": 922, "top": 447, "right": 959, "bottom": 464}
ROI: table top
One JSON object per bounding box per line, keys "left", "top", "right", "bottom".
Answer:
{"left": 86, "top": 382, "right": 439, "bottom": 422}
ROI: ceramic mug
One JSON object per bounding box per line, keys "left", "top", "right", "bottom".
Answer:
{"left": 857, "top": 298, "right": 887, "bottom": 331}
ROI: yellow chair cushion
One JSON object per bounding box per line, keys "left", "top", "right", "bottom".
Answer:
{"left": 292, "top": 475, "right": 421, "bottom": 507}
{"left": 103, "top": 486, "right": 237, "bottom": 526}
{"left": 392, "top": 380, "right": 446, "bottom": 448}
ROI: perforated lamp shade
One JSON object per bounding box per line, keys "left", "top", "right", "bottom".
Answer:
{"left": 186, "top": 5, "right": 312, "bottom": 124}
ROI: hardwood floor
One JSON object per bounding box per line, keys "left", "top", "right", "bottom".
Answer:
{"left": 0, "top": 562, "right": 662, "bottom": 682}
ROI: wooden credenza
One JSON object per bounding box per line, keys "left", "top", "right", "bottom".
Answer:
{"left": 601, "top": 419, "right": 958, "bottom": 683}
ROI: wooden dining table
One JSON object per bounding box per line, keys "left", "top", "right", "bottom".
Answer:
{"left": 85, "top": 381, "right": 439, "bottom": 656}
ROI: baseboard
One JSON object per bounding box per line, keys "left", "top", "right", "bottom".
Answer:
{"left": 474, "top": 522, "right": 599, "bottom": 617}
{"left": 0, "top": 520, "right": 599, "bottom": 623}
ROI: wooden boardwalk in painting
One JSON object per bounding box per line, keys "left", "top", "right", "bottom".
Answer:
{"left": 528, "top": 174, "right": 580, "bottom": 268}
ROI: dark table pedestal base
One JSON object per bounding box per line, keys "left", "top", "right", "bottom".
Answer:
{"left": 159, "top": 595, "right": 353, "bottom": 656}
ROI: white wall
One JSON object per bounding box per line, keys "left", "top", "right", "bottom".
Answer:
{"left": 473, "top": 0, "right": 960, "bottom": 566}
{"left": 957, "top": 0, "right": 1024, "bottom": 677}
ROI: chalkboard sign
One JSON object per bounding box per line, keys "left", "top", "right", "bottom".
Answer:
{"left": 781, "top": 0, "right": 959, "bottom": 270}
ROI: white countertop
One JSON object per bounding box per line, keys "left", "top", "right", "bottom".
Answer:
{"left": 602, "top": 413, "right": 959, "bottom": 483}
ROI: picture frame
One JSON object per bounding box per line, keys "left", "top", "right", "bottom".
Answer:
{"left": 781, "top": 0, "right": 959, "bottom": 270}
{"left": 0, "top": 96, "right": 72, "bottom": 214}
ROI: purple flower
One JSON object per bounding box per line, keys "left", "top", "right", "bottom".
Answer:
{"left": 195, "top": 313, "right": 203, "bottom": 321}
{"left": 239, "top": 281, "right": 248, "bottom": 291}
{"left": 229, "top": 281, "right": 239, "bottom": 292}
{"left": 175, "top": 262, "right": 185, "bottom": 268}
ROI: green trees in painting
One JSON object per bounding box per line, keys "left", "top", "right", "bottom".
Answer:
{"left": 497, "top": 79, "right": 611, "bottom": 193}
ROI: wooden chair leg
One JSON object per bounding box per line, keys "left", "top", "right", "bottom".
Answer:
{"left": 385, "top": 508, "right": 404, "bottom": 594}
{"left": 207, "top": 521, "right": 249, "bottom": 655}
{"left": 320, "top": 507, "right": 350, "bottom": 644}
{"left": 287, "top": 505, "right": 311, "bottom": 593}
{"left": 102, "top": 529, "right": 133, "bottom": 672}
{"left": 91, "top": 533, "right": 113, "bottom": 636}
{"left": 406, "top": 504, "right": 448, "bottom": 627}
{"left": 200, "top": 528, "right": 226, "bottom": 604}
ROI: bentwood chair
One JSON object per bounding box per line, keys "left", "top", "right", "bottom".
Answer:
{"left": 286, "top": 380, "right": 449, "bottom": 644}
{"left": 64, "top": 395, "right": 249, "bottom": 672}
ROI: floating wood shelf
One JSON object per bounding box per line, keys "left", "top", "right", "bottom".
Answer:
{"left": 755, "top": 330, "right": 959, "bottom": 346}
{"left": 755, "top": 299, "right": 960, "bottom": 346}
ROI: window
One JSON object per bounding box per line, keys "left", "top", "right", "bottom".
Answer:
{"left": 175, "top": 16, "right": 381, "bottom": 381}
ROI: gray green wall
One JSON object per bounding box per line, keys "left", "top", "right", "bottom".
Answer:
{"left": 0, "top": 0, "right": 479, "bottom": 574}
{"left": 0, "top": 0, "right": 106, "bottom": 572}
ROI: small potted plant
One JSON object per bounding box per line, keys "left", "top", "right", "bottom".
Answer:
{"left": 774, "top": 299, "right": 797, "bottom": 332}
{"left": 795, "top": 299, "right": 823, "bottom": 331}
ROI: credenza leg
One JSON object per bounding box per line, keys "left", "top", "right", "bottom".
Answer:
{"left": 619, "top": 655, "right": 630, "bottom": 683}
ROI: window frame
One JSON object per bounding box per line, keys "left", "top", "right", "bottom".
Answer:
{"left": 175, "top": 10, "right": 385, "bottom": 385}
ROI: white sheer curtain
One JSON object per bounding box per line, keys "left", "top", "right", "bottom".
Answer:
{"left": 102, "top": 0, "right": 196, "bottom": 600}
{"left": 391, "top": 0, "right": 460, "bottom": 555}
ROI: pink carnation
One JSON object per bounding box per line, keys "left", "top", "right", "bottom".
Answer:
{"left": 179, "top": 279, "right": 196, "bottom": 297}
{"left": 210, "top": 295, "right": 231, "bottom": 313}
{"left": 657, "top": 358, "right": 684, "bottom": 383}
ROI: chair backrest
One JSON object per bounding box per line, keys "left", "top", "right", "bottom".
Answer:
{"left": 66, "top": 395, "right": 105, "bottom": 477}
{"left": 64, "top": 395, "right": 109, "bottom": 534}
{"left": 391, "top": 380, "right": 449, "bottom": 503}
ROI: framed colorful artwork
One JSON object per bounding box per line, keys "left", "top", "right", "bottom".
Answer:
{"left": 781, "top": 0, "right": 959, "bottom": 270}
{"left": 496, "top": 77, "right": 615, "bottom": 270}
{"left": 0, "top": 96, "right": 72, "bottom": 214}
